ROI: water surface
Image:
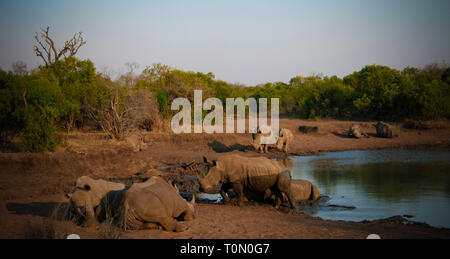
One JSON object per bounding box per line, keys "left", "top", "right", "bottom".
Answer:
{"left": 291, "top": 149, "right": 450, "bottom": 228}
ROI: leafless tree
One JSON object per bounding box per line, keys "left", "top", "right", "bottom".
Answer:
{"left": 33, "top": 26, "right": 86, "bottom": 67}
{"left": 88, "top": 88, "right": 160, "bottom": 140}
{"left": 118, "top": 62, "right": 140, "bottom": 89}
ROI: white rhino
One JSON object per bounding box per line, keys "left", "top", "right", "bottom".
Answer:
{"left": 125, "top": 132, "right": 147, "bottom": 152}
{"left": 264, "top": 179, "right": 321, "bottom": 202}
{"left": 121, "top": 176, "right": 195, "bottom": 231}
{"left": 252, "top": 127, "right": 294, "bottom": 153}
{"left": 199, "top": 154, "right": 297, "bottom": 210}
{"left": 347, "top": 124, "right": 368, "bottom": 139}
{"left": 65, "top": 176, "right": 125, "bottom": 226}
{"left": 66, "top": 176, "right": 195, "bottom": 232}
{"left": 276, "top": 128, "right": 294, "bottom": 152}
{"left": 373, "top": 121, "right": 399, "bottom": 138}
{"left": 251, "top": 125, "right": 274, "bottom": 153}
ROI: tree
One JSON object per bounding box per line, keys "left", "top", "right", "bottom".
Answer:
{"left": 33, "top": 26, "right": 86, "bottom": 67}
{"left": 39, "top": 57, "right": 99, "bottom": 133}
{"left": 88, "top": 87, "right": 159, "bottom": 140}
{"left": 11, "top": 61, "right": 28, "bottom": 76}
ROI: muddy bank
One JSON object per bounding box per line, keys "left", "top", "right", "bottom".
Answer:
{"left": 0, "top": 119, "right": 449, "bottom": 238}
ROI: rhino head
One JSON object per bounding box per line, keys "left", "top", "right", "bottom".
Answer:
{"left": 168, "top": 179, "right": 196, "bottom": 220}
{"left": 65, "top": 176, "right": 125, "bottom": 225}
{"left": 65, "top": 183, "right": 94, "bottom": 220}
{"left": 198, "top": 157, "right": 223, "bottom": 194}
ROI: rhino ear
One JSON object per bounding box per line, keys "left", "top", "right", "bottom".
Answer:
{"left": 203, "top": 156, "right": 209, "bottom": 164}
{"left": 212, "top": 160, "right": 217, "bottom": 167}
{"left": 84, "top": 184, "right": 91, "bottom": 191}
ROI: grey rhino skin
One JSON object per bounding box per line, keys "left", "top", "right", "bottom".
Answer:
{"left": 65, "top": 176, "right": 125, "bottom": 226}
{"left": 373, "top": 121, "right": 399, "bottom": 138}
{"left": 347, "top": 124, "right": 368, "bottom": 139}
{"left": 276, "top": 128, "right": 294, "bottom": 152}
{"left": 252, "top": 128, "right": 293, "bottom": 153}
{"left": 67, "top": 176, "right": 195, "bottom": 232}
{"left": 198, "top": 154, "right": 297, "bottom": 210}
{"left": 264, "top": 179, "right": 321, "bottom": 202}
{"left": 120, "top": 176, "right": 195, "bottom": 231}
{"left": 251, "top": 126, "right": 273, "bottom": 153}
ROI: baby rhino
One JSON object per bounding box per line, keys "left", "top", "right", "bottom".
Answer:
{"left": 66, "top": 176, "right": 195, "bottom": 232}
{"left": 264, "top": 179, "right": 321, "bottom": 202}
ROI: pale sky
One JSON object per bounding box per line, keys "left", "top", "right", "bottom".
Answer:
{"left": 0, "top": 0, "right": 449, "bottom": 85}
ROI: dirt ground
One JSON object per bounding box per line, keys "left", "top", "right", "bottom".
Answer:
{"left": 1, "top": 119, "right": 450, "bottom": 239}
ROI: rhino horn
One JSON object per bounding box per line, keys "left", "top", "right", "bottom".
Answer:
{"left": 191, "top": 194, "right": 196, "bottom": 205}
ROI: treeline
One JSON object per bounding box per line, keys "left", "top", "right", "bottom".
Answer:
{"left": 1, "top": 58, "right": 449, "bottom": 152}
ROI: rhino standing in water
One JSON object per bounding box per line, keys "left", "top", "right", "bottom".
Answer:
{"left": 198, "top": 154, "right": 297, "bottom": 210}
{"left": 263, "top": 179, "right": 321, "bottom": 202}
{"left": 66, "top": 176, "right": 195, "bottom": 232}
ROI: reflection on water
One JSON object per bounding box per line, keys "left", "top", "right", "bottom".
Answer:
{"left": 291, "top": 149, "right": 450, "bottom": 228}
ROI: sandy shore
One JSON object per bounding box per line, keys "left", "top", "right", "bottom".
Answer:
{"left": 1, "top": 119, "right": 449, "bottom": 238}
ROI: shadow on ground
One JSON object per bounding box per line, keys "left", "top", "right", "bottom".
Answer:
{"left": 7, "top": 202, "right": 71, "bottom": 219}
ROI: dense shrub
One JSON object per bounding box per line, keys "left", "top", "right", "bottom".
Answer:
{"left": 1, "top": 60, "right": 449, "bottom": 152}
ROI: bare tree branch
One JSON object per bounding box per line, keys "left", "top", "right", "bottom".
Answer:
{"left": 33, "top": 26, "right": 86, "bottom": 67}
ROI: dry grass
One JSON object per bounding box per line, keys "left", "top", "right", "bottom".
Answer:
{"left": 21, "top": 203, "right": 76, "bottom": 239}
{"left": 96, "top": 191, "right": 125, "bottom": 239}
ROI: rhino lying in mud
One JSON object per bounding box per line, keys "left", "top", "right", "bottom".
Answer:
{"left": 125, "top": 132, "right": 147, "bottom": 152}
{"left": 373, "top": 121, "right": 399, "bottom": 138}
{"left": 252, "top": 127, "right": 294, "bottom": 153}
{"left": 66, "top": 176, "right": 195, "bottom": 232}
{"left": 198, "top": 154, "right": 297, "bottom": 210}
{"left": 263, "top": 179, "right": 321, "bottom": 202}
{"left": 65, "top": 176, "right": 125, "bottom": 225}
{"left": 347, "top": 124, "right": 368, "bottom": 139}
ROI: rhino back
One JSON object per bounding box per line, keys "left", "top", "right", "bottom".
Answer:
{"left": 221, "top": 155, "right": 288, "bottom": 192}
{"left": 290, "top": 180, "right": 313, "bottom": 201}
{"left": 125, "top": 177, "right": 188, "bottom": 223}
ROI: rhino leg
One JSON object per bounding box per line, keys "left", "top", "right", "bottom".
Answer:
{"left": 142, "top": 222, "right": 161, "bottom": 230}
{"left": 154, "top": 216, "right": 186, "bottom": 232}
{"left": 231, "top": 182, "right": 245, "bottom": 206}
{"left": 272, "top": 188, "right": 283, "bottom": 209}
{"left": 83, "top": 205, "right": 97, "bottom": 227}
{"left": 263, "top": 144, "right": 268, "bottom": 153}
{"left": 276, "top": 174, "right": 297, "bottom": 210}
{"left": 220, "top": 182, "right": 232, "bottom": 204}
